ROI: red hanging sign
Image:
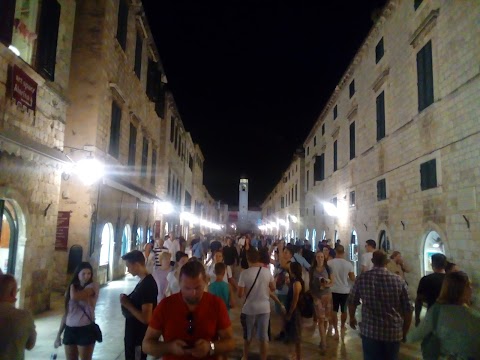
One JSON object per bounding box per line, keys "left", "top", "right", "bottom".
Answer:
{"left": 11, "top": 65, "right": 37, "bottom": 112}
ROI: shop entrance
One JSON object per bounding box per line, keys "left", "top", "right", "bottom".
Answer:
{"left": 350, "top": 229, "right": 359, "bottom": 276}
{"left": 423, "top": 231, "right": 445, "bottom": 275}
{"left": 379, "top": 230, "right": 390, "bottom": 253}
{"left": 0, "top": 200, "right": 18, "bottom": 274}
{"left": 100, "top": 223, "right": 115, "bottom": 281}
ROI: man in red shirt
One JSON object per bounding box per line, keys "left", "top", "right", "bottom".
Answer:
{"left": 142, "top": 260, "right": 235, "bottom": 359}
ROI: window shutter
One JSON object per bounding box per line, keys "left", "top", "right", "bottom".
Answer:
{"left": 117, "top": 0, "right": 129, "bottom": 50}
{"left": 109, "top": 102, "right": 121, "bottom": 158}
{"left": 417, "top": 41, "right": 434, "bottom": 112}
{"left": 0, "top": 0, "right": 16, "bottom": 45}
{"left": 333, "top": 140, "right": 338, "bottom": 171}
{"left": 376, "top": 91, "right": 385, "bottom": 141}
{"left": 128, "top": 123, "right": 137, "bottom": 166}
{"left": 134, "top": 33, "right": 142, "bottom": 79}
{"left": 350, "top": 121, "right": 355, "bottom": 160}
{"left": 37, "top": 0, "right": 61, "bottom": 81}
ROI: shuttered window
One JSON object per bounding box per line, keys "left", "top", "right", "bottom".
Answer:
{"left": 349, "top": 79, "right": 355, "bottom": 98}
{"left": 350, "top": 121, "right": 355, "bottom": 160}
{"left": 377, "top": 179, "right": 387, "bottom": 201}
{"left": 109, "top": 102, "right": 122, "bottom": 159}
{"left": 375, "top": 37, "right": 384, "bottom": 64}
{"left": 417, "top": 41, "right": 434, "bottom": 112}
{"left": 376, "top": 91, "right": 386, "bottom": 141}
{"left": 141, "top": 137, "right": 148, "bottom": 179}
{"left": 37, "top": 0, "right": 61, "bottom": 81}
{"left": 151, "top": 148, "right": 157, "bottom": 185}
{"left": 128, "top": 123, "right": 137, "bottom": 166}
{"left": 414, "top": 0, "right": 423, "bottom": 10}
{"left": 314, "top": 154, "right": 325, "bottom": 181}
{"left": 134, "top": 33, "right": 142, "bottom": 79}
{"left": 170, "top": 117, "right": 175, "bottom": 142}
{"left": 0, "top": 0, "right": 16, "bottom": 45}
{"left": 333, "top": 140, "right": 338, "bottom": 172}
{"left": 420, "top": 159, "right": 437, "bottom": 190}
{"left": 333, "top": 105, "right": 338, "bottom": 120}
{"left": 116, "top": 0, "right": 128, "bottom": 51}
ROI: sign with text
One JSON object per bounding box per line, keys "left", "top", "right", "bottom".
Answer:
{"left": 55, "top": 211, "right": 71, "bottom": 251}
{"left": 11, "top": 65, "right": 37, "bottom": 112}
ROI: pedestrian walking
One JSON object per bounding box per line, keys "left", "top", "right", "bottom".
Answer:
{"left": 120, "top": 250, "right": 157, "bottom": 360}
{"left": 54, "top": 262, "right": 99, "bottom": 360}
{"left": 142, "top": 260, "right": 235, "bottom": 359}
{"left": 284, "top": 262, "right": 304, "bottom": 360}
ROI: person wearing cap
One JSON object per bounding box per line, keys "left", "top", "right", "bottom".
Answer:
{"left": 361, "top": 239, "right": 376, "bottom": 273}
{"left": 349, "top": 250, "right": 413, "bottom": 360}
{"left": 386, "top": 251, "right": 410, "bottom": 281}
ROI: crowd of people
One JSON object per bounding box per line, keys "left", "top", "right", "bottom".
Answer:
{"left": 0, "top": 233, "right": 479, "bottom": 360}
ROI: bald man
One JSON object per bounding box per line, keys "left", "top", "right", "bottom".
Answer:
{"left": 0, "top": 274, "right": 36, "bottom": 360}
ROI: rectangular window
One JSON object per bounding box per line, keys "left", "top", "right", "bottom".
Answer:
{"left": 291, "top": 187, "right": 294, "bottom": 204}
{"left": 295, "top": 183, "right": 298, "bottom": 201}
{"left": 306, "top": 170, "right": 309, "bottom": 190}
{"left": 314, "top": 136, "right": 317, "bottom": 146}
{"left": 314, "top": 154, "right": 325, "bottom": 181}
{"left": 116, "top": 0, "right": 128, "bottom": 51}
{"left": 417, "top": 41, "right": 434, "bottom": 112}
{"left": 350, "top": 191, "right": 356, "bottom": 207}
{"left": 313, "top": 205, "right": 316, "bottom": 216}
{"left": 150, "top": 148, "right": 157, "bottom": 185}
{"left": 333, "top": 140, "right": 338, "bottom": 172}
{"left": 333, "top": 105, "right": 338, "bottom": 120}
{"left": 170, "top": 117, "right": 175, "bottom": 143}
{"left": 0, "top": 0, "right": 16, "bottom": 46}
{"left": 146, "top": 59, "right": 160, "bottom": 102}
{"left": 174, "top": 125, "right": 179, "bottom": 150}
{"left": 128, "top": 123, "right": 137, "bottom": 166}
{"left": 109, "top": 102, "right": 122, "bottom": 158}
{"left": 332, "top": 197, "right": 337, "bottom": 208}
{"left": 185, "top": 191, "right": 192, "bottom": 207}
{"left": 420, "top": 159, "right": 437, "bottom": 190}
{"left": 376, "top": 91, "right": 386, "bottom": 141}
{"left": 375, "top": 37, "right": 384, "bottom": 64}
{"left": 167, "top": 168, "right": 171, "bottom": 195}
{"left": 307, "top": 146, "right": 309, "bottom": 156}
{"left": 189, "top": 155, "right": 193, "bottom": 170}
{"left": 281, "top": 197, "right": 284, "bottom": 209}
{"left": 349, "top": 79, "right": 355, "bottom": 98}
{"left": 349, "top": 121, "right": 355, "bottom": 160}
{"left": 37, "top": 0, "right": 61, "bottom": 80}
{"left": 322, "top": 123, "right": 325, "bottom": 135}
{"left": 377, "top": 179, "right": 387, "bottom": 201}
{"left": 134, "top": 33, "right": 143, "bottom": 79}
{"left": 414, "top": 0, "right": 423, "bottom": 10}
{"left": 141, "top": 137, "right": 148, "bottom": 179}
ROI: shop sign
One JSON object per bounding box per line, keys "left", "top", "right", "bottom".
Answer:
{"left": 55, "top": 211, "right": 71, "bottom": 251}
{"left": 11, "top": 64, "right": 37, "bottom": 112}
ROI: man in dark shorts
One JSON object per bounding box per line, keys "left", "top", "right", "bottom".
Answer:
{"left": 120, "top": 250, "right": 158, "bottom": 360}
{"left": 327, "top": 245, "right": 355, "bottom": 339}
{"left": 415, "top": 253, "right": 447, "bottom": 326}
{"left": 142, "top": 261, "right": 235, "bottom": 359}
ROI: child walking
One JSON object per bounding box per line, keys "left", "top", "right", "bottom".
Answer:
{"left": 208, "top": 263, "right": 234, "bottom": 312}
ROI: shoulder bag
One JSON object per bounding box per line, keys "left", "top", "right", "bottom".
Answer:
{"left": 80, "top": 305, "right": 103, "bottom": 343}
{"left": 240, "top": 267, "right": 262, "bottom": 323}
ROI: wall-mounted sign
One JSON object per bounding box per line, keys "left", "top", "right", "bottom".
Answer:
{"left": 55, "top": 211, "right": 71, "bottom": 251}
{"left": 11, "top": 65, "right": 37, "bottom": 112}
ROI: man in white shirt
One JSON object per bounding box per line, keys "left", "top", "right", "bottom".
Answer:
{"left": 327, "top": 245, "right": 355, "bottom": 339}
{"left": 238, "top": 248, "right": 275, "bottom": 360}
{"left": 361, "top": 239, "right": 376, "bottom": 273}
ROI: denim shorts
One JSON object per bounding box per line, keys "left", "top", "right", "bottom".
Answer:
{"left": 63, "top": 324, "right": 97, "bottom": 346}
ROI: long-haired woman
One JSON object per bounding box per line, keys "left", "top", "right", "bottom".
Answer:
{"left": 54, "top": 262, "right": 100, "bottom": 360}
{"left": 407, "top": 271, "right": 480, "bottom": 359}
{"left": 285, "top": 262, "right": 304, "bottom": 360}
{"left": 309, "top": 251, "right": 334, "bottom": 354}
{"left": 239, "top": 235, "right": 252, "bottom": 270}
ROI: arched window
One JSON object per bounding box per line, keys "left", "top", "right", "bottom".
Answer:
{"left": 100, "top": 223, "right": 114, "bottom": 266}
{"left": 305, "top": 229, "right": 310, "bottom": 241}
{"left": 423, "top": 231, "right": 445, "bottom": 275}
{"left": 312, "top": 229, "right": 317, "bottom": 250}
{"left": 379, "top": 230, "right": 390, "bottom": 253}
{"left": 121, "top": 224, "right": 131, "bottom": 256}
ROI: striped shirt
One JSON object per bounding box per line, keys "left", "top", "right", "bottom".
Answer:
{"left": 151, "top": 246, "right": 169, "bottom": 267}
{"left": 349, "top": 267, "right": 413, "bottom": 342}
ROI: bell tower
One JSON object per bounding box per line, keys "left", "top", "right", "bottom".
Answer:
{"left": 238, "top": 177, "right": 249, "bottom": 226}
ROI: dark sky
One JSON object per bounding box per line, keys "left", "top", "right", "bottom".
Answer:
{"left": 142, "top": 0, "right": 387, "bottom": 207}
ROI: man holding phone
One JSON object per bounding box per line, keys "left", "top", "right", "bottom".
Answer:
{"left": 142, "top": 260, "right": 235, "bottom": 359}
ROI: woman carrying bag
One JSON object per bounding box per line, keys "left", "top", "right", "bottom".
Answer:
{"left": 54, "top": 262, "right": 100, "bottom": 360}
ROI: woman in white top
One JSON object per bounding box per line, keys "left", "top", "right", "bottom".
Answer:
{"left": 207, "top": 250, "right": 233, "bottom": 284}
{"left": 166, "top": 251, "right": 188, "bottom": 295}
{"left": 54, "top": 262, "right": 100, "bottom": 360}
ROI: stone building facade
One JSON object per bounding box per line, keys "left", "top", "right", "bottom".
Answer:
{"left": 264, "top": 0, "right": 480, "bottom": 300}
{"left": 0, "top": 0, "right": 76, "bottom": 313}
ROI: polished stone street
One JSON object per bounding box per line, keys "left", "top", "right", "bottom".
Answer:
{"left": 26, "top": 276, "right": 421, "bottom": 359}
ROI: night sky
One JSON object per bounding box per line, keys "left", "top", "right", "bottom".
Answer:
{"left": 142, "top": 0, "right": 388, "bottom": 208}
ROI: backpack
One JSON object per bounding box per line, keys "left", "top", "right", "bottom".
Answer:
{"left": 298, "top": 290, "right": 314, "bottom": 318}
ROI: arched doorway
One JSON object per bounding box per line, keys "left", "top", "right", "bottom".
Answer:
{"left": 423, "top": 231, "right": 445, "bottom": 275}
{"left": 305, "top": 229, "right": 310, "bottom": 241}
{"left": 0, "top": 200, "right": 18, "bottom": 274}
{"left": 350, "top": 229, "right": 359, "bottom": 276}
{"left": 379, "top": 230, "right": 391, "bottom": 253}
{"left": 99, "top": 223, "right": 115, "bottom": 281}
{"left": 121, "top": 224, "right": 131, "bottom": 256}
{"left": 312, "top": 229, "right": 317, "bottom": 251}
{"left": 136, "top": 227, "right": 143, "bottom": 249}
{"left": 334, "top": 230, "right": 338, "bottom": 244}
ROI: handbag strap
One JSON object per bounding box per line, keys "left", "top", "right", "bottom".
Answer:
{"left": 244, "top": 267, "right": 262, "bottom": 304}
{"left": 79, "top": 304, "right": 95, "bottom": 324}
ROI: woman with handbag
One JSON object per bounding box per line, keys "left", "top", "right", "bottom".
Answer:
{"left": 54, "top": 262, "right": 100, "bottom": 360}
{"left": 407, "top": 271, "right": 480, "bottom": 359}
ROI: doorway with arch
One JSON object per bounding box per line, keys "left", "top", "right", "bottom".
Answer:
{"left": 350, "top": 229, "right": 359, "bottom": 276}
{"left": 99, "top": 223, "right": 115, "bottom": 281}
{"left": 423, "top": 230, "right": 445, "bottom": 275}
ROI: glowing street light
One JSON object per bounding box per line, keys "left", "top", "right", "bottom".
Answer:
{"left": 75, "top": 157, "right": 104, "bottom": 185}
{"left": 323, "top": 202, "right": 339, "bottom": 217}
{"left": 158, "top": 201, "right": 174, "bottom": 215}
